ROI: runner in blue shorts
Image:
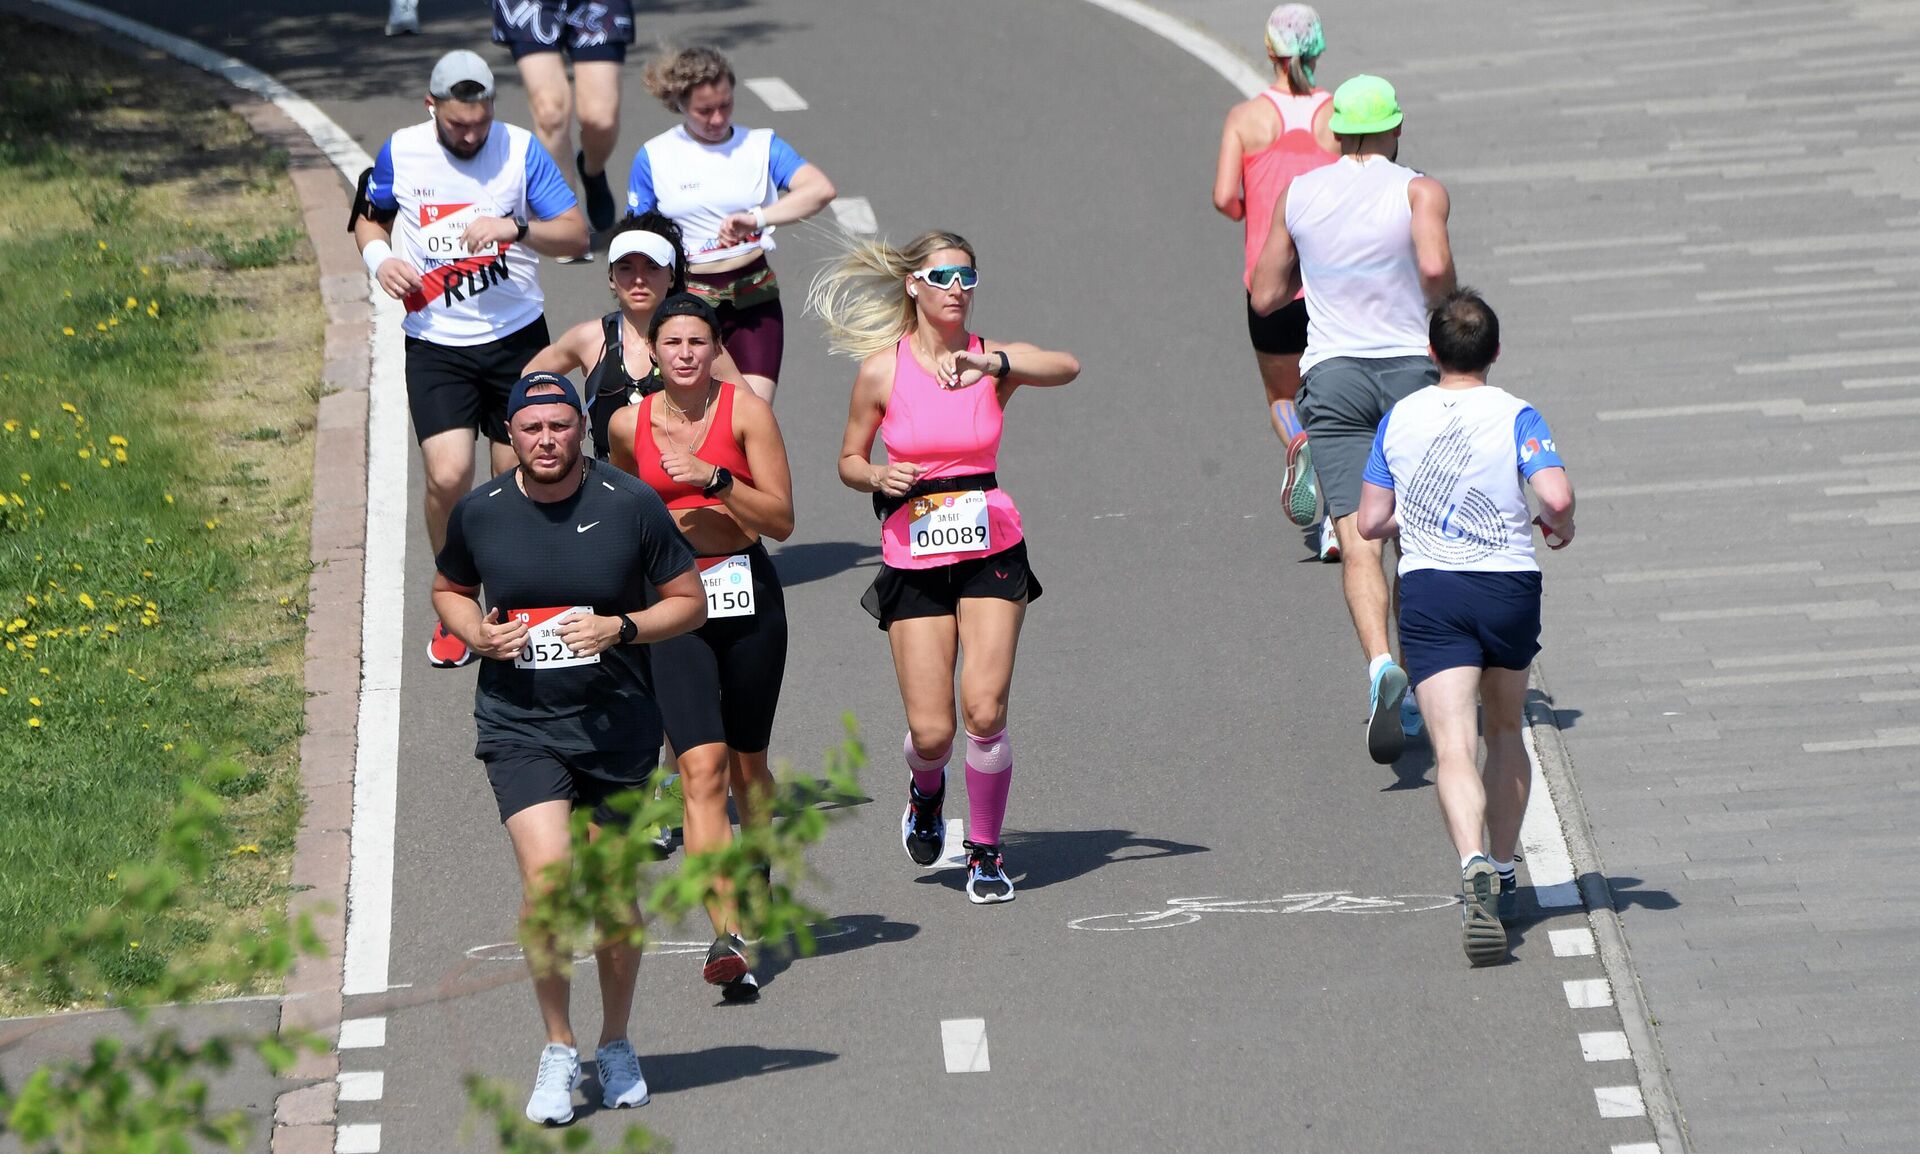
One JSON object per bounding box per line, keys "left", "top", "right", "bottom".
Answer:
{"left": 1356, "top": 290, "right": 1575, "bottom": 967}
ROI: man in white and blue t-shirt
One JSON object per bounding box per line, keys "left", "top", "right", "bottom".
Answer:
{"left": 1356, "top": 290, "right": 1575, "bottom": 968}
{"left": 352, "top": 50, "right": 590, "bottom": 668}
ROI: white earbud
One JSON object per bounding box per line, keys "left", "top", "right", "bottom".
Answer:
{"left": 908, "top": 287, "right": 918, "bottom": 298}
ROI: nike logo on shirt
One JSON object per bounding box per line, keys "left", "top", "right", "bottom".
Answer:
{"left": 577, "top": 521, "right": 601, "bottom": 533}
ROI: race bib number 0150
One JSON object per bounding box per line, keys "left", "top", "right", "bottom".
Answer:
{"left": 419, "top": 202, "right": 497, "bottom": 260}
{"left": 700, "top": 555, "right": 755, "bottom": 618}
{"left": 510, "top": 606, "right": 599, "bottom": 670}
{"left": 908, "top": 490, "right": 991, "bottom": 558}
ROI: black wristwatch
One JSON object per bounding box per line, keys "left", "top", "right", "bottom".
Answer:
{"left": 702, "top": 466, "right": 734, "bottom": 498}
{"left": 616, "top": 614, "right": 638, "bottom": 645}
{"left": 992, "top": 350, "right": 1011, "bottom": 379}
{"left": 512, "top": 214, "right": 529, "bottom": 242}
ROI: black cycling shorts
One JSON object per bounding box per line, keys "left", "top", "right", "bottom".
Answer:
{"left": 1246, "top": 294, "right": 1309, "bottom": 356}
{"left": 477, "top": 742, "right": 653, "bottom": 826}
{"left": 492, "top": 0, "right": 634, "bottom": 62}
{"left": 404, "top": 317, "right": 549, "bottom": 444}
{"left": 860, "top": 539, "right": 1042, "bottom": 630}
{"left": 649, "top": 541, "right": 788, "bottom": 753}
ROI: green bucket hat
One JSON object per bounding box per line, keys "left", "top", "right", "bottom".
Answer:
{"left": 1329, "top": 74, "right": 1403, "bottom": 135}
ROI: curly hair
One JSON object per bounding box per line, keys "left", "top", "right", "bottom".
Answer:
{"left": 641, "top": 45, "right": 736, "bottom": 112}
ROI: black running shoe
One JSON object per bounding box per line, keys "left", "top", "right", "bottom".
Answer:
{"left": 964, "top": 841, "right": 1014, "bottom": 905}
{"left": 901, "top": 775, "right": 946, "bottom": 866}
{"left": 721, "top": 970, "right": 760, "bottom": 1003}
{"left": 577, "top": 150, "right": 616, "bottom": 233}
{"left": 1496, "top": 871, "right": 1519, "bottom": 923}
{"left": 702, "top": 933, "right": 749, "bottom": 987}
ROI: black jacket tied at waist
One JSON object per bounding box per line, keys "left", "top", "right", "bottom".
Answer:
{"left": 871, "top": 472, "right": 998, "bottom": 522}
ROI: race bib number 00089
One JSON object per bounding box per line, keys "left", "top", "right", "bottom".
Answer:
{"left": 700, "top": 555, "right": 755, "bottom": 618}
{"left": 510, "top": 606, "right": 599, "bottom": 670}
{"left": 908, "top": 490, "right": 991, "bottom": 558}
{"left": 419, "top": 202, "right": 497, "bottom": 260}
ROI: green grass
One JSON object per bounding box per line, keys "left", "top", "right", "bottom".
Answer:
{"left": 0, "top": 16, "right": 321, "bottom": 1011}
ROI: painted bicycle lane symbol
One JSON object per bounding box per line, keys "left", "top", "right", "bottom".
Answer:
{"left": 1068, "top": 892, "right": 1460, "bottom": 932}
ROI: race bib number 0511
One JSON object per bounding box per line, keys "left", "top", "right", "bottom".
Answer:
{"left": 419, "top": 202, "right": 497, "bottom": 260}
{"left": 510, "top": 606, "right": 599, "bottom": 670}
{"left": 700, "top": 555, "right": 755, "bottom": 618}
{"left": 908, "top": 490, "right": 991, "bottom": 558}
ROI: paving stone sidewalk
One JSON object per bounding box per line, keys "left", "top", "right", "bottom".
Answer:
{"left": 1150, "top": 0, "right": 1920, "bottom": 1149}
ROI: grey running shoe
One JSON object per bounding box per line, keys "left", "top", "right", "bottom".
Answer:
{"left": 594, "top": 1039, "right": 648, "bottom": 1109}
{"left": 1496, "top": 870, "right": 1519, "bottom": 923}
{"left": 1461, "top": 856, "right": 1508, "bottom": 967}
{"left": 1367, "top": 661, "right": 1410, "bottom": 764}
{"left": 1282, "top": 433, "right": 1318, "bottom": 526}
{"left": 524, "top": 1043, "right": 580, "bottom": 1125}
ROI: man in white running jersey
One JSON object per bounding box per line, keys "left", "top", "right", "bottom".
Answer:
{"left": 1251, "top": 73, "right": 1456, "bottom": 767}
{"left": 351, "top": 50, "right": 590, "bottom": 668}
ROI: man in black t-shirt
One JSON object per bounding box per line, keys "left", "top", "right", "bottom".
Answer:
{"left": 432, "top": 371, "right": 704, "bottom": 1126}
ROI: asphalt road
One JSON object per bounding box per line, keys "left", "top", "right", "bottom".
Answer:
{"left": 48, "top": 0, "right": 1653, "bottom": 1150}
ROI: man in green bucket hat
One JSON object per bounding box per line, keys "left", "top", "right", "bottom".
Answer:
{"left": 1250, "top": 73, "right": 1457, "bottom": 768}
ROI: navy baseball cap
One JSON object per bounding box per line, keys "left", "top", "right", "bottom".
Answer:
{"left": 505, "top": 372, "right": 583, "bottom": 421}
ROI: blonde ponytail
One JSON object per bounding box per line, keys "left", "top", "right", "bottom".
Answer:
{"left": 807, "top": 229, "right": 976, "bottom": 360}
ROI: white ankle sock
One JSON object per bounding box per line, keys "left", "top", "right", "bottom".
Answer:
{"left": 1368, "top": 653, "right": 1393, "bottom": 682}
{"left": 1492, "top": 857, "right": 1516, "bottom": 878}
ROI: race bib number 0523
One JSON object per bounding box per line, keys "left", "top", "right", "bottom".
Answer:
{"left": 700, "top": 554, "right": 755, "bottom": 618}
{"left": 510, "top": 605, "right": 599, "bottom": 670}
{"left": 908, "top": 490, "right": 991, "bottom": 558}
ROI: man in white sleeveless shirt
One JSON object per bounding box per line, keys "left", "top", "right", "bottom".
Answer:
{"left": 1251, "top": 74, "right": 1455, "bottom": 766}
{"left": 1354, "top": 291, "right": 1576, "bottom": 965}
{"left": 351, "top": 50, "right": 590, "bottom": 668}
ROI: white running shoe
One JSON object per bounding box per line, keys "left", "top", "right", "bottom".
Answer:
{"left": 524, "top": 1043, "right": 581, "bottom": 1125}
{"left": 595, "top": 1039, "right": 649, "bottom": 1109}
{"left": 384, "top": 0, "right": 419, "bottom": 35}
{"left": 1318, "top": 518, "right": 1341, "bottom": 563}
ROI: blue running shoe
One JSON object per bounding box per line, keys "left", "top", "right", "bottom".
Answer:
{"left": 1367, "top": 661, "right": 1410, "bottom": 764}
{"left": 1401, "top": 690, "right": 1424, "bottom": 739}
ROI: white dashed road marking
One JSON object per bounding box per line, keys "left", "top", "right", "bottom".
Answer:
{"left": 1564, "top": 978, "right": 1615, "bottom": 1009}
{"left": 1612, "top": 1144, "right": 1661, "bottom": 1154}
{"left": 743, "top": 77, "right": 808, "bottom": 111}
{"left": 1550, "top": 927, "right": 1598, "bottom": 957}
{"left": 1579, "top": 1031, "right": 1633, "bottom": 1062}
{"left": 940, "top": 1018, "right": 991, "bottom": 1073}
{"left": 337, "top": 1071, "right": 385, "bottom": 1103}
{"left": 1594, "top": 1085, "right": 1648, "bottom": 1119}
{"left": 338, "top": 1017, "right": 387, "bottom": 1049}
{"left": 334, "top": 1123, "right": 381, "bottom": 1153}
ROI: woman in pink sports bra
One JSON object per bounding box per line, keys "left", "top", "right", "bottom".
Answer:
{"left": 1212, "top": 4, "right": 1339, "bottom": 551}
{"left": 812, "top": 230, "right": 1079, "bottom": 905}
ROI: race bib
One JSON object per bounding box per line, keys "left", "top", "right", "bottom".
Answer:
{"left": 908, "top": 491, "right": 991, "bottom": 558}
{"left": 699, "top": 555, "right": 755, "bottom": 618}
{"left": 419, "top": 202, "right": 498, "bottom": 261}
{"left": 509, "top": 606, "right": 599, "bottom": 670}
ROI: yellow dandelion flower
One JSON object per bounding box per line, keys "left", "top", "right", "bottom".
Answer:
{"left": 141, "top": 569, "right": 153, "bottom": 578}
{"left": 18, "top": 473, "right": 28, "bottom": 482}
{"left": 0, "top": 686, "right": 6, "bottom": 695}
{"left": 161, "top": 743, "right": 173, "bottom": 751}
{"left": 107, "top": 870, "right": 117, "bottom": 880}
{"left": 231, "top": 844, "right": 261, "bottom": 855}
{"left": 108, "top": 434, "right": 127, "bottom": 447}
{"left": 28, "top": 697, "right": 41, "bottom": 706}
{"left": 3, "top": 642, "right": 12, "bottom": 651}
{"left": 61, "top": 327, "right": 75, "bottom": 337}
{"left": 27, "top": 718, "right": 41, "bottom": 729}
{"left": 77, "top": 593, "right": 95, "bottom": 610}
{"left": 62, "top": 290, "right": 72, "bottom": 299}
{"left": 28, "top": 429, "right": 40, "bottom": 439}
{"left": 99, "top": 458, "right": 111, "bottom": 468}
{"left": 23, "top": 596, "right": 35, "bottom": 606}
{"left": 124, "top": 296, "right": 138, "bottom": 309}
{"left": 204, "top": 519, "right": 218, "bottom": 530}
{"left": 77, "top": 448, "right": 91, "bottom": 459}
{"left": 38, "top": 667, "right": 50, "bottom": 674}
{"left": 60, "top": 403, "right": 76, "bottom": 414}
{"left": 95, "top": 322, "right": 108, "bottom": 332}
{"left": 129, "top": 941, "right": 139, "bottom": 950}
{"left": 7, "top": 619, "right": 22, "bottom": 632}
{"left": 107, "top": 317, "right": 119, "bottom": 328}
{"left": 163, "top": 493, "right": 174, "bottom": 504}
{"left": 103, "top": 623, "right": 118, "bottom": 634}
{"left": 2, "top": 420, "right": 15, "bottom": 432}
{"left": 96, "top": 240, "right": 107, "bottom": 250}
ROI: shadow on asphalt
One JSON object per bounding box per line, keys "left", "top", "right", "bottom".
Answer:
{"left": 1382, "top": 737, "right": 1433, "bottom": 792}
{"left": 913, "top": 828, "right": 1210, "bottom": 896}
{"left": 1593, "top": 873, "right": 1679, "bottom": 914}
{"left": 587, "top": 1043, "right": 836, "bottom": 1101}
{"left": 767, "top": 539, "right": 882, "bottom": 587}
{"left": 750, "top": 913, "right": 919, "bottom": 990}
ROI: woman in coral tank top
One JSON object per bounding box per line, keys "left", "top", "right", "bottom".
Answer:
{"left": 813, "top": 231, "right": 1080, "bottom": 905}
{"left": 1213, "top": 4, "right": 1339, "bottom": 550}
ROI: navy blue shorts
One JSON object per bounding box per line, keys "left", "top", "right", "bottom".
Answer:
{"left": 1398, "top": 569, "right": 1543, "bottom": 686}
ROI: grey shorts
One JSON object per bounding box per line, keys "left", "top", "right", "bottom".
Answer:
{"left": 1297, "top": 355, "right": 1439, "bottom": 518}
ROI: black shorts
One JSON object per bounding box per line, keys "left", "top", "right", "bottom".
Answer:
{"left": 1398, "top": 569, "right": 1543, "bottom": 687}
{"left": 860, "top": 539, "right": 1042, "bottom": 630}
{"left": 477, "top": 742, "right": 653, "bottom": 826}
{"left": 404, "top": 317, "right": 550, "bottom": 444}
{"left": 1246, "top": 294, "right": 1309, "bottom": 356}
{"left": 650, "top": 541, "right": 788, "bottom": 753}
{"left": 492, "top": 0, "right": 634, "bottom": 62}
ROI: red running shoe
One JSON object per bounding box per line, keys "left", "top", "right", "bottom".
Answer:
{"left": 427, "top": 621, "right": 476, "bottom": 669}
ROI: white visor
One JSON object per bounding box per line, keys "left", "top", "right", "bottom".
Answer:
{"left": 607, "top": 231, "right": 677, "bottom": 270}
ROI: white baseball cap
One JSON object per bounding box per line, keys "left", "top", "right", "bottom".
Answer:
{"left": 608, "top": 230, "right": 677, "bottom": 269}
{"left": 429, "top": 50, "right": 495, "bottom": 101}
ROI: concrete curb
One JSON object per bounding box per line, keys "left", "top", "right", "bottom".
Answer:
{"left": 16, "top": 5, "right": 372, "bottom": 1151}
{"left": 1528, "top": 660, "right": 1692, "bottom": 1154}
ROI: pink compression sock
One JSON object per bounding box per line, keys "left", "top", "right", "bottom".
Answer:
{"left": 904, "top": 732, "right": 950, "bottom": 797}
{"left": 964, "top": 728, "right": 1013, "bottom": 846}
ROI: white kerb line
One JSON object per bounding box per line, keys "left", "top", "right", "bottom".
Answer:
{"left": 1073, "top": 0, "right": 1267, "bottom": 98}
{"left": 1520, "top": 726, "right": 1582, "bottom": 907}
{"left": 941, "top": 1018, "right": 991, "bottom": 1073}
{"left": 27, "top": 0, "right": 407, "bottom": 1007}
{"left": 743, "top": 77, "right": 808, "bottom": 111}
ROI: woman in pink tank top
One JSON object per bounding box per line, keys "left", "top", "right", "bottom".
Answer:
{"left": 1212, "top": 4, "right": 1340, "bottom": 552}
{"left": 813, "top": 230, "right": 1079, "bottom": 905}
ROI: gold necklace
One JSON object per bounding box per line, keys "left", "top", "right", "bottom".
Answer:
{"left": 659, "top": 382, "right": 717, "bottom": 450}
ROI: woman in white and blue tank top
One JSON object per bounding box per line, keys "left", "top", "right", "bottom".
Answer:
{"left": 626, "top": 46, "right": 837, "bottom": 403}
